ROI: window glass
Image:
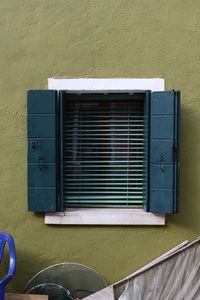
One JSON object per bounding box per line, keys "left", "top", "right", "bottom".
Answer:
{"left": 62, "top": 93, "right": 147, "bottom": 208}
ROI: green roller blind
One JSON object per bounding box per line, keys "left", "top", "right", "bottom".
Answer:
{"left": 61, "top": 93, "right": 147, "bottom": 208}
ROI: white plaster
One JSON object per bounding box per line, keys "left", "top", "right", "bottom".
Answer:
{"left": 46, "top": 77, "right": 165, "bottom": 225}
{"left": 48, "top": 77, "right": 164, "bottom": 92}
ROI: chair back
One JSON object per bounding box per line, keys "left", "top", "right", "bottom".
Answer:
{"left": 0, "top": 232, "right": 16, "bottom": 300}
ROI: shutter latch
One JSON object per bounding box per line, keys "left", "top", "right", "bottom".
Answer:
{"left": 160, "top": 155, "right": 165, "bottom": 173}
{"left": 31, "top": 140, "right": 37, "bottom": 150}
{"left": 171, "top": 143, "right": 176, "bottom": 160}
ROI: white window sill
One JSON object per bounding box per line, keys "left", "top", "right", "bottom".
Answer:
{"left": 45, "top": 209, "right": 165, "bottom": 225}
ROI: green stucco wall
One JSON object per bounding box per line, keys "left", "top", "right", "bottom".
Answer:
{"left": 1, "top": 0, "right": 200, "bottom": 293}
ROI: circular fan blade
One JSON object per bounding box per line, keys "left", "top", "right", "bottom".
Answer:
{"left": 24, "top": 262, "right": 107, "bottom": 299}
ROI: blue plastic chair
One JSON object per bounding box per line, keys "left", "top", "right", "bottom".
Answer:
{"left": 0, "top": 232, "right": 16, "bottom": 300}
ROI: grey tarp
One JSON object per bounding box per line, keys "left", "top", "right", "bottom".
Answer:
{"left": 85, "top": 238, "right": 200, "bottom": 300}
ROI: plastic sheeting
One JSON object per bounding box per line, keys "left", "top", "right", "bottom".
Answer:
{"left": 85, "top": 238, "right": 200, "bottom": 300}
{"left": 118, "top": 241, "right": 200, "bottom": 300}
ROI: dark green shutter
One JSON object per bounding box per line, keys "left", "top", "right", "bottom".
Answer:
{"left": 27, "top": 90, "right": 180, "bottom": 213}
{"left": 27, "top": 90, "right": 58, "bottom": 212}
{"left": 148, "top": 91, "right": 180, "bottom": 213}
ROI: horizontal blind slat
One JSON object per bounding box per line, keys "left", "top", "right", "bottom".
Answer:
{"left": 64, "top": 174, "right": 144, "bottom": 177}
{"left": 64, "top": 129, "right": 144, "bottom": 132}
{"left": 63, "top": 196, "right": 144, "bottom": 199}
{"left": 64, "top": 179, "right": 144, "bottom": 182}
{"left": 63, "top": 182, "right": 144, "bottom": 186}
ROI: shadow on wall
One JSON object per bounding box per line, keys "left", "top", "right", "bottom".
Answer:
{"left": 7, "top": 246, "right": 54, "bottom": 293}
{"left": 168, "top": 106, "right": 200, "bottom": 231}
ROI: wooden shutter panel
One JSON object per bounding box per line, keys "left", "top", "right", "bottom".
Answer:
{"left": 27, "top": 90, "right": 58, "bottom": 212}
{"left": 148, "top": 91, "right": 180, "bottom": 213}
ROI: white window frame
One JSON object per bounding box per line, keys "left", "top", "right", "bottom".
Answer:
{"left": 45, "top": 78, "right": 165, "bottom": 225}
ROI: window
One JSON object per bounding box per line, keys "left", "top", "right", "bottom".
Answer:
{"left": 27, "top": 78, "right": 180, "bottom": 225}
{"left": 62, "top": 93, "right": 146, "bottom": 209}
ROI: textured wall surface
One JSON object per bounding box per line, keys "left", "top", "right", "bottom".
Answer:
{"left": 0, "top": 0, "right": 200, "bottom": 292}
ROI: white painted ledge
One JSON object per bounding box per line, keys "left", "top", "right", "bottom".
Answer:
{"left": 48, "top": 77, "right": 164, "bottom": 92}
{"left": 45, "top": 209, "right": 165, "bottom": 225}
